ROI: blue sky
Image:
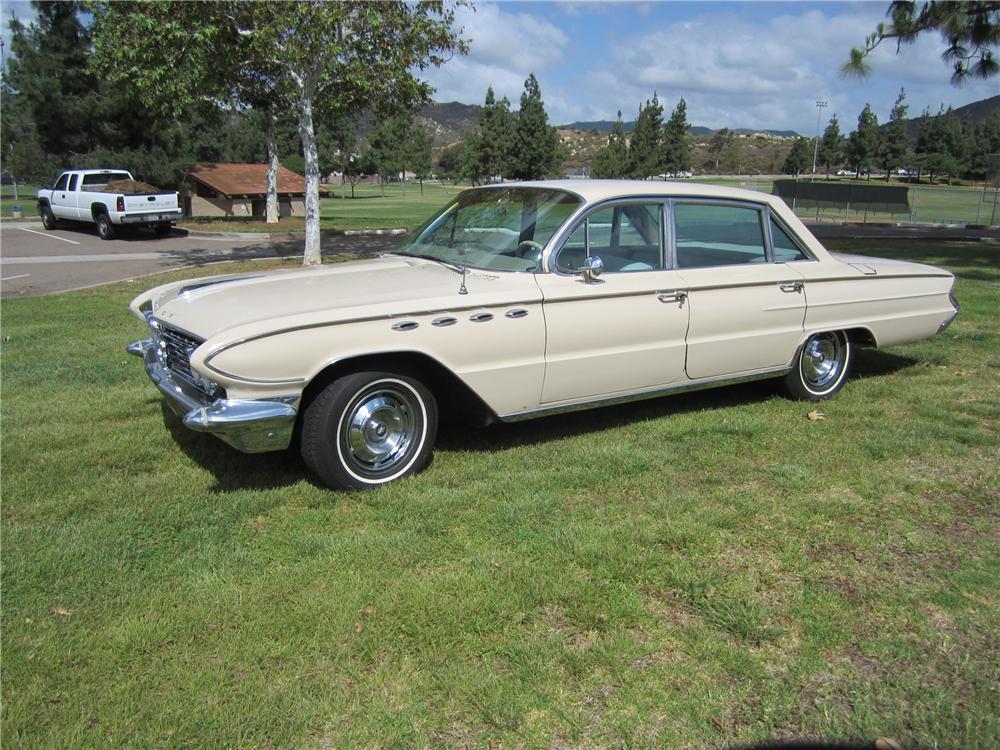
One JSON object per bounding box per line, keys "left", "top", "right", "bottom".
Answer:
{"left": 4, "top": 1, "right": 997, "bottom": 136}
{"left": 422, "top": 1, "right": 999, "bottom": 134}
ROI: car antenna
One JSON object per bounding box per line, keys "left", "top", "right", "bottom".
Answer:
{"left": 459, "top": 246, "right": 468, "bottom": 295}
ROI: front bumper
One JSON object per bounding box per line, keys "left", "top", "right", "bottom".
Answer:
{"left": 128, "top": 338, "right": 298, "bottom": 453}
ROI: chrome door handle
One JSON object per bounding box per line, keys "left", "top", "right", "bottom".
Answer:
{"left": 779, "top": 281, "right": 803, "bottom": 293}
{"left": 657, "top": 290, "right": 688, "bottom": 304}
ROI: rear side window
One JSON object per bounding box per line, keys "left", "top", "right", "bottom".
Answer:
{"left": 674, "top": 203, "right": 766, "bottom": 268}
{"left": 770, "top": 217, "right": 808, "bottom": 262}
{"left": 68, "top": 174, "right": 78, "bottom": 191}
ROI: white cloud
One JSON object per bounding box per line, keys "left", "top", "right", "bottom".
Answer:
{"left": 422, "top": 3, "right": 569, "bottom": 107}
{"left": 524, "top": 4, "right": 996, "bottom": 132}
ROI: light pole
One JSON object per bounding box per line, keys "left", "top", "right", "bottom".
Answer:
{"left": 811, "top": 100, "right": 828, "bottom": 182}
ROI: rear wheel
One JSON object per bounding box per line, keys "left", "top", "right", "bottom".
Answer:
{"left": 40, "top": 204, "right": 57, "bottom": 230}
{"left": 301, "top": 370, "right": 437, "bottom": 491}
{"left": 784, "top": 331, "right": 851, "bottom": 401}
{"left": 95, "top": 212, "right": 115, "bottom": 240}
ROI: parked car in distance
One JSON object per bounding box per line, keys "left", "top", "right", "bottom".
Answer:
{"left": 128, "top": 180, "right": 959, "bottom": 491}
{"left": 37, "top": 169, "right": 182, "bottom": 239}
{"left": 675, "top": 171, "right": 693, "bottom": 178}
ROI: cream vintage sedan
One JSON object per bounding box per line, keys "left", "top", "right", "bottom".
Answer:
{"left": 128, "top": 181, "right": 959, "bottom": 490}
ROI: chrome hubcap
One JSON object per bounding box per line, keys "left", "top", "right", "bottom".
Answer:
{"left": 801, "top": 333, "right": 843, "bottom": 388}
{"left": 342, "top": 387, "right": 415, "bottom": 476}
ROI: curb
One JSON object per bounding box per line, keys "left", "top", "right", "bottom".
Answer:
{"left": 178, "top": 227, "right": 409, "bottom": 240}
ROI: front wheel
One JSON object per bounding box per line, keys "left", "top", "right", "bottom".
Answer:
{"left": 95, "top": 212, "right": 115, "bottom": 240}
{"left": 783, "top": 331, "right": 851, "bottom": 401}
{"left": 301, "top": 371, "right": 438, "bottom": 491}
{"left": 40, "top": 204, "right": 58, "bottom": 230}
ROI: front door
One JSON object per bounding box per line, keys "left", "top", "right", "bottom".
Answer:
{"left": 536, "top": 201, "right": 690, "bottom": 404}
{"left": 49, "top": 173, "right": 74, "bottom": 219}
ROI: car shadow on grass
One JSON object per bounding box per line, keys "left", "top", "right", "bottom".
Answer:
{"left": 436, "top": 348, "right": 919, "bottom": 453}
{"left": 154, "top": 348, "right": 917, "bottom": 492}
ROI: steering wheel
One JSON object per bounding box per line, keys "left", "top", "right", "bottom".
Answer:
{"left": 515, "top": 240, "right": 544, "bottom": 265}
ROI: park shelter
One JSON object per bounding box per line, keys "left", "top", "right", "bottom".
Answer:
{"left": 180, "top": 163, "right": 316, "bottom": 218}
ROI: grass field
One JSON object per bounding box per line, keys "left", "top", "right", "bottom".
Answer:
{"left": 2, "top": 238, "right": 997, "bottom": 748}
{"left": 6, "top": 179, "right": 997, "bottom": 232}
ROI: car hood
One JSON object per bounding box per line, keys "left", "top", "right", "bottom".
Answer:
{"left": 137, "top": 256, "right": 540, "bottom": 342}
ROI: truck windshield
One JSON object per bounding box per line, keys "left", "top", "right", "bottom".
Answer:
{"left": 396, "top": 187, "right": 581, "bottom": 272}
{"left": 81, "top": 173, "right": 131, "bottom": 187}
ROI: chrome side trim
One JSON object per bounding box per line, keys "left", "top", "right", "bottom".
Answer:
{"left": 203, "top": 299, "right": 542, "bottom": 364}
{"left": 498, "top": 366, "right": 790, "bottom": 422}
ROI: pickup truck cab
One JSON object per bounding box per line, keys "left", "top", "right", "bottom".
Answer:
{"left": 37, "top": 169, "right": 182, "bottom": 240}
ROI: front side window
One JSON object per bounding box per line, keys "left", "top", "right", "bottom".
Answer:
{"left": 398, "top": 187, "right": 580, "bottom": 272}
{"left": 556, "top": 203, "right": 664, "bottom": 273}
{"left": 770, "top": 217, "right": 808, "bottom": 262}
{"left": 54, "top": 174, "right": 69, "bottom": 191}
{"left": 675, "top": 203, "right": 766, "bottom": 268}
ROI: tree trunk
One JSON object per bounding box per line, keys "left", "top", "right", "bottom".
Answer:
{"left": 380, "top": 176, "right": 385, "bottom": 198}
{"left": 341, "top": 173, "right": 346, "bottom": 200}
{"left": 419, "top": 178, "right": 424, "bottom": 196}
{"left": 265, "top": 110, "right": 280, "bottom": 224}
{"left": 298, "top": 92, "right": 322, "bottom": 266}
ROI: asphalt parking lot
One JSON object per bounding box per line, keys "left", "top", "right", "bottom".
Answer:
{"left": 0, "top": 222, "right": 404, "bottom": 297}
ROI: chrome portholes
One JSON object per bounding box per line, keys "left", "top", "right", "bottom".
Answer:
{"left": 391, "top": 321, "right": 419, "bottom": 331}
{"left": 340, "top": 385, "right": 417, "bottom": 478}
{"left": 432, "top": 316, "right": 458, "bottom": 327}
{"left": 800, "top": 332, "right": 845, "bottom": 390}
{"left": 469, "top": 312, "right": 494, "bottom": 323}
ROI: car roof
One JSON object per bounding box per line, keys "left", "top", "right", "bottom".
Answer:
{"left": 478, "top": 179, "right": 777, "bottom": 205}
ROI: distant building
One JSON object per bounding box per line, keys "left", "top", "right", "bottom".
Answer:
{"left": 179, "top": 163, "right": 323, "bottom": 218}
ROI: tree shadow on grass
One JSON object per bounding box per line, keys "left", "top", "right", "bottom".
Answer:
{"left": 153, "top": 348, "right": 918, "bottom": 492}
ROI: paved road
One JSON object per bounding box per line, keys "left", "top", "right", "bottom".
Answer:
{"left": 2, "top": 219, "right": 996, "bottom": 299}
{"left": 0, "top": 223, "right": 405, "bottom": 298}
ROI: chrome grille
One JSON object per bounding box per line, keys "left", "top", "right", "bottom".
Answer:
{"left": 158, "top": 324, "right": 203, "bottom": 389}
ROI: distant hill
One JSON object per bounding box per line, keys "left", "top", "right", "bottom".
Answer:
{"left": 894, "top": 94, "right": 1000, "bottom": 137}
{"left": 415, "top": 101, "right": 482, "bottom": 147}
{"left": 557, "top": 120, "right": 801, "bottom": 138}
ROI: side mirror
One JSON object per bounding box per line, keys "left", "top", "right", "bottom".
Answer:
{"left": 580, "top": 255, "right": 604, "bottom": 283}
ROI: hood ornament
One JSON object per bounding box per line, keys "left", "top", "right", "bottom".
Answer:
{"left": 459, "top": 245, "right": 468, "bottom": 295}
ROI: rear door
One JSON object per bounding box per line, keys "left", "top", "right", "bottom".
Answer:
{"left": 673, "top": 201, "right": 807, "bottom": 379}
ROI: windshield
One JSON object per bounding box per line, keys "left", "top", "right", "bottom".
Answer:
{"left": 397, "top": 187, "right": 581, "bottom": 272}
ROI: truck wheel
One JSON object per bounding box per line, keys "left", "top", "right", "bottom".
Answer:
{"left": 40, "top": 205, "right": 58, "bottom": 230}
{"left": 154, "top": 222, "right": 171, "bottom": 236}
{"left": 96, "top": 212, "right": 115, "bottom": 240}
{"left": 301, "top": 370, "right": 437, "bottom": 491}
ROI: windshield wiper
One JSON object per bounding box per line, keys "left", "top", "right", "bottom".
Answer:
{"left": 386, "top": 251, "right": 465, "bottom": 275}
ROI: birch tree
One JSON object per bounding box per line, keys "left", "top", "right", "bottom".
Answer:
{"left": 236, "top": 2, "right": 465, "bottom": 264}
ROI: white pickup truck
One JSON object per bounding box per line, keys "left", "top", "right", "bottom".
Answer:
{"left": 37, "top": 169, "right": 182, "bottom": 240}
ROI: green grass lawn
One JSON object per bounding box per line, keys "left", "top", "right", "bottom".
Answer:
{"left": 0, "top": 184, "right": 40, "bottom": 218}
{"left": 2, "top": 239, "right": 998, "bottom": 748}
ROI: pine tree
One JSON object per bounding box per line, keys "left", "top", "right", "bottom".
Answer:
{"left": 591, "top": 110, "right": 629, "bottom": 178}
{"left": 847, "top": 103, "right": 879, "bottom": 177}
{"left": 509, "top": 74, "right": 562, "bottom": 180}
{"left": 475, "top": 87, "right": 516, "bottom": 181}
{"left": 627, "top": 96, "right": 663, "bottom": 179}
{"left": 407, "top": 124, "right": 433, "bottom": 195}
{"left": 818, "top": 115, "right": 845, "bottom": 178}
{"left": 369, "top": 112, "right": 410, "bottom": 197}
{"left": 880, "top": 88, "right": 910, "bottom": 180}
{"left": 783, "top": 138, "right": 812, "bottom": 177}
{"left": 661, "top": 97, "right": 690, "bottom": 172}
